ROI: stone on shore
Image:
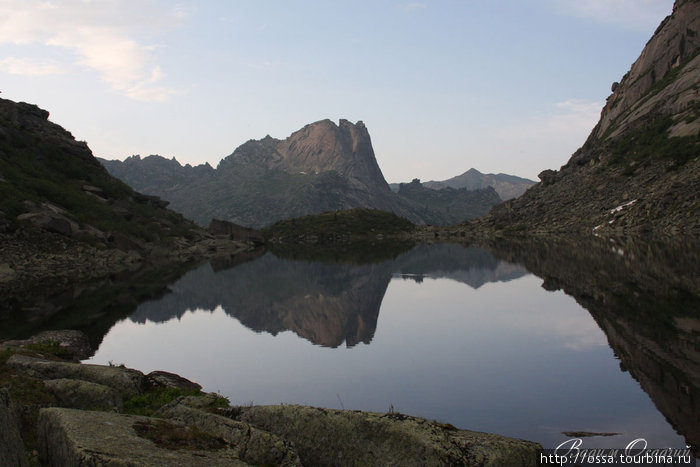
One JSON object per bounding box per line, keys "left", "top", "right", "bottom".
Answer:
{"left": 6, "top": 354, "right": 144, "bottom": 398}
{"left": 231, "top": 404, "right": 541, "bottom": 466}
{"left": 43, "top": 378, "right": 123, "bottom": 412}
{"left": 2, "top": 329, "right": 92, "bottom": 361}
{"left": 38, "top": 407, "right": 250, "bottom": 466}
{"left": 159, "top": 398, "right": 302, "bottom": 466}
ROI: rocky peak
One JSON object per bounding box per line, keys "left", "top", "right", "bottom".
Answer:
{"left": 274, "top": 118, "right": 389, "bottom": 192}
{"left": 592, "top": 0, "right": 700, "bottom": 141}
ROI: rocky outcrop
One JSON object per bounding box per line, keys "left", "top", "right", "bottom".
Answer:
{"left": 229, "top": 404, "right": 540, "bottom": 466}
{"left": 159, "top": 398, "right": 302, "bottom": 466}
{"left": 2, "top": 330, "right": 91, "bottom": 362}
{"left": 1, "top": 330, "right": 542, "bottom": 466}
{"left": 593, "top": 0, "right": 700, "bottom": 140}
{"left": 473, "top": 0, "right": 699, "bottom": 238}
{"left": 6, "top": 354, "right": 145, "bottom": 398}
{"left": 38, "top": 408, "right": 254, "bottom": 466}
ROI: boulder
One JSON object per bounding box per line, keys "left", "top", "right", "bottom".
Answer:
{"left": 43, "top": 379, "right": 123, "bottom": 412}
{"left": 38, "top": 408, "right": 250, "bottom": 466}
{"left": 6, "top": 354, "right": 144, "bottom": 398}
{"left": 160, "top": 400, "right": 302, "bottom": 466}
{"left": 16, "top": 212, "right": 74, "bottom": 236}
{"left": 2, "top": 329, "right": 92, "bottom": 361}
{"left": 0, "top": 389, "right": 28, "bottom": 467}
{"left": 231, "top": 404, "right": 541, "bottom": 466}
{"left": 147, "top": 370, "right": 202, "bottom": 392}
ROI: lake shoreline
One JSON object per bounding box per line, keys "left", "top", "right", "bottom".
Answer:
{"left": 1, "top": 329, "right": 542, "bottom": 466}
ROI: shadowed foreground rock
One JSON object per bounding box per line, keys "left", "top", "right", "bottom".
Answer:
{"left": 0, "top": 388, "right": 27, "bottom": 467}
{"left": 6, "top": 353, "right": 144, "bottom": 398}
{"left": 38, "top": 408, "right": 251, "bottom": 466}
{"left": 229, "top": 404, "right": 540, "bottom": 466}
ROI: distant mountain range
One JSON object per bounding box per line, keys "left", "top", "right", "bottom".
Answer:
{"left": 99, "top": 120, "right": 528, "bottom": 228}
{"left": 389, "top": 169, "right": 535, "bottom": 201}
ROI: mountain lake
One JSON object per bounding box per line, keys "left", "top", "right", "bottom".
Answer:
{"left": 72, "top": 242, "right": 698, "bottom": 457}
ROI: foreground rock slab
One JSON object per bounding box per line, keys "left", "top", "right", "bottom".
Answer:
{"left": 6, "top": 354, "right": 144, "bottom": 398}
{"left": 38, "top": 407, "right": 251, "bottom": 466}
{"left": 0, "top": 389, "right": 27, "bottom": 467}
{"left": 160, "top": 396, "right": 302, "bottom": 466}
{"left": 230, "top": 404, "right": 541, "bottom": 466}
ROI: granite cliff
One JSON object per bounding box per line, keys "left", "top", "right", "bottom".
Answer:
{"left": 475, "top": 0, "right": 699, "bottom": 237}
{"left": 100, "top": 120, "right": 499, "bottom": 228}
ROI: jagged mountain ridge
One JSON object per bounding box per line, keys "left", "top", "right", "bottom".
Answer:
{"left": 100, "top": 119, "right": 501, "bottom": 228}
{"left": 389, "top": 168, "right": 535, "bottom": 201}
{"left": 475, "top": 0, "right": 700, "bottom": 237}
{"left": 421, "top": 168, "right": 535, "bottom": 200}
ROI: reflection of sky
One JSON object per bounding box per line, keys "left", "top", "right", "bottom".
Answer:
{"left": 87, "top": 273, "right": 687, "bottom": 451}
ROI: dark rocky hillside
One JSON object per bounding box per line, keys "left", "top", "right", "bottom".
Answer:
{"left": 100, "top": 120, "right": 497, "bottom": 228}
{"left": 0, "top": 97, "right": 245, "bottom": 302}
{"left": 471, "top": 0, "right": 700, "bottom": 238}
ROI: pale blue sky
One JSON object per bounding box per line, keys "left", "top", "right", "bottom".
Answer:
{"left": 0, "top": 0, "right": 674, "bottom": 181}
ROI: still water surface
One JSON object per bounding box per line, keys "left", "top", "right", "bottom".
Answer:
{"left": 85, "top": 244, "right": 691, "bottom": 452}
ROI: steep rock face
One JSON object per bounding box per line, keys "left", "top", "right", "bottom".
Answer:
{"left": 274, "top": 119, "right": 389, "bottom": 193}
{"left": 477, "top": 0, "right": 700, "bottom": 237}
{"left": 594, "top": 0, "right": 700, "bottom": 140}
{"left": 101, "top": 120, "right": 462, "bottom": 227}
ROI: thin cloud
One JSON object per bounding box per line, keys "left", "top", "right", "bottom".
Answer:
{"left": 552, "top": 0, "right": 674, "bottom": 31}
{"left": 0, "top": 56, "right": 64, "bottom": 76}
{"left": 398, "top": 2, "right": 427, "bottom": 13}
{"left": 0, "top": 1, "right": 180, "bottom": 102}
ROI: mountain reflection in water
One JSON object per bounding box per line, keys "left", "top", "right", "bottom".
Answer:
{"left": 87, "top": 240, "right": 699, "bottom": 455}
{"left": 128, "top": 244, "right": 527, "bottom": 348}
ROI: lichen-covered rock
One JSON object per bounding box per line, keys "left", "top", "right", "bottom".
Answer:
{"left": 0, "top": 389, "right": 28, "bottom": 467}
{"left": 2, "top": 329, "right": 92, "bottom": 361}
{"left": 159, "top": 401, "right": 302, "bottom": 466}
{"left": 147, "top": 370, "right": 202, "bottom": 392}
{"left": 231, "top": 404, "right": 541, "bottom": 466}
{"left": 38, "top": 408, "right": 250, "bottom": 466}
{"left": 43, "top": 378, "right": 123, "bottom": 412}
{"left": 6, "top": 354, "right": 144, "bottom": 397}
